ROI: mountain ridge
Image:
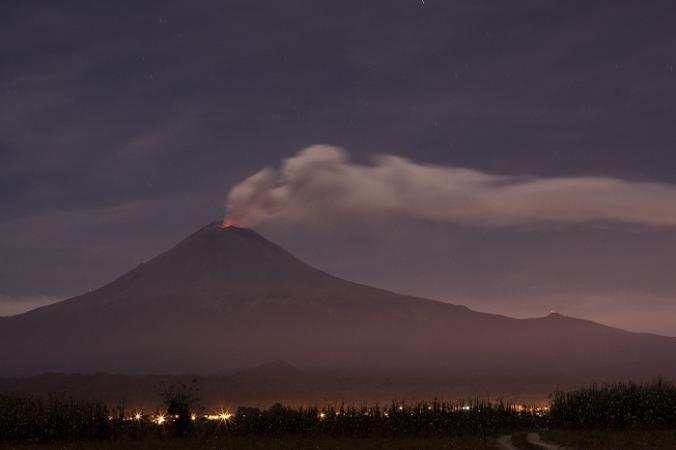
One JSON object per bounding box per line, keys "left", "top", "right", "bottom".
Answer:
{"left": 1, "top": 221, "right": 675, "bottom": 378}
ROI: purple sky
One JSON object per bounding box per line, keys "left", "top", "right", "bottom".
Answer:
{"left": 2, "top": 0, "right": 676, "bottom": 335}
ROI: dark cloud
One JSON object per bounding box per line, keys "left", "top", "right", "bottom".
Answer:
{"left": 1, "top": 0, "right": 676, "bottom": 333}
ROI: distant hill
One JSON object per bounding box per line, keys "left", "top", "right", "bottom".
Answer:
{"left": 0, "top": 362, "right": 605, "bottom": 408}
{"left": 1, "top": 222, "right": 675, "bottom": 382}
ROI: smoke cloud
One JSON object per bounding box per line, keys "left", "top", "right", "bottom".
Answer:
{"left": 226, "top": 145, "right": 676, "bottom": 228}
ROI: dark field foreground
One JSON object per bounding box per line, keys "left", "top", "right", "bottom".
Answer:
{"left": 3, "top": 381, "right": 676, "bottom": 450}
{"left": 1, "top": 436, "right": 495, "bottom": 450}
{"left": 542, "top": 429, "right": 676, "bottom": 450}
{"left": 6, "top": 432, "right": 676, "bottom": 450}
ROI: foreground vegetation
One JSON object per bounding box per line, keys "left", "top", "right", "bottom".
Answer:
{"left": 1, "top": 379, "right": 675, "bottom": 449}
{"left": 0, "top": 395, "right": 535, "bottom": 443}
{"left": 548, "top": 379, "right": 676, "bottom": 428}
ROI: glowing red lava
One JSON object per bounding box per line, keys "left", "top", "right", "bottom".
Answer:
{"left": 220, "top": 218, "right": 239, "bottom": 228}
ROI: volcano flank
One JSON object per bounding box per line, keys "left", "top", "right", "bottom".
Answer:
{"left": 1, "top": 222, "right": 675, "bottom": 379}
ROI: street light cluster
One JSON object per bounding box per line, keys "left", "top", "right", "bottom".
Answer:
{"left": 112, "top": 403, "right": 550, "bottom": 426}
{"left": 115, "top": 410, "right": 232, "bottom": 425}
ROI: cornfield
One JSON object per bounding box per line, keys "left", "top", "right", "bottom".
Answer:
{"left": 0, "top": 393, "right": 111, "bottom": 442}
{"left": 548, "top": 379, "right": 676, "bottom": 429}
{"left": 3, "top": 380, "right": 674, "bottom": 444}
{"left": 0, "top": 395, "right": 538, "bottom": 443}
{"left": 227, "top": 401, "right": 539, "bottom": 437}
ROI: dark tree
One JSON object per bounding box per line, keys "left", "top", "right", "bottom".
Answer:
{"left": 157, "top": 379, "right": 200, "bottom": 437}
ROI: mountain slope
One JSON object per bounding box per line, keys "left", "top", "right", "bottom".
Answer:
{"left": 1, "top": 222, "right": 675, "bottom": 377}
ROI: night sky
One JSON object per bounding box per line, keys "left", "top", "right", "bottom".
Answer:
{"left": 2, "top": 1, "right": 676, "bottom": 335}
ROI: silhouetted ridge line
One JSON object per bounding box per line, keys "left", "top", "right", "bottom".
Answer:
{"left": 1, "top": 221, "right": 675, "bottom": 378}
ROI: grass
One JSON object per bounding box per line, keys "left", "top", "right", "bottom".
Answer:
{"left": 541, "top": 429, "right": 676, "bottom": 450}
{"left": 0, "top": 436, "right": 499, "bottom": 450}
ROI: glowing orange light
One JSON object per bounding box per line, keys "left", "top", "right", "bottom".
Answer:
{"left": 191, "top": 413, "right": 197, "bottom": 421}
{"left": 319, "top": 412, "right": 326, "bottom": 420}
{"left": 220, "top": 218, "right": 239, "bottom": 228}
{"left": 134, "top": 413, "right": 142, "bottom": 421}
{"left": 205, "top": 411, "right": 233, "bottom": 422}
{"left": 154, "top": 415, "right": 166, "bottom": 425}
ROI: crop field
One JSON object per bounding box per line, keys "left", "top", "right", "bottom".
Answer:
{"left": 548, "top": 379, "right": 676, "bottom": 428}
{"left": 1, "top": 380, "right": 675, "bottom": 449}
{"left": 0, "top": 395, "right": 541, "bottom": 443}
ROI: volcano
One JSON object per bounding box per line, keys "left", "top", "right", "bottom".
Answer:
{"left": 1, "top": 222, "right": 676, "bottom": 378}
